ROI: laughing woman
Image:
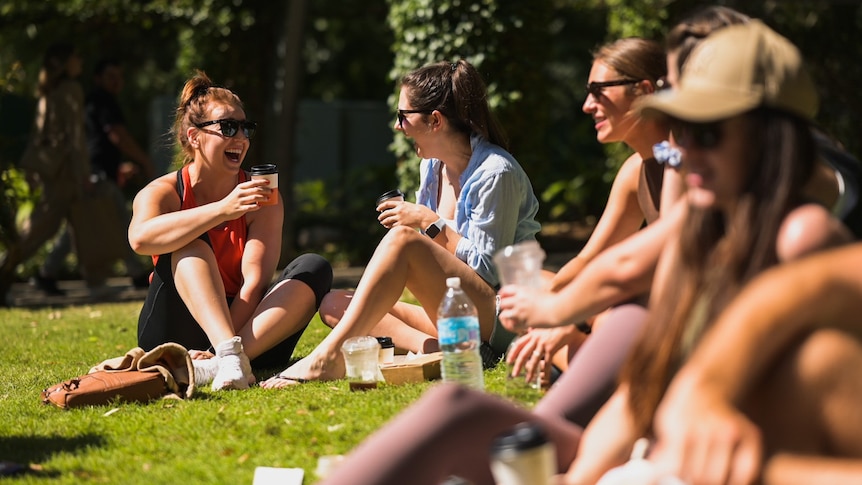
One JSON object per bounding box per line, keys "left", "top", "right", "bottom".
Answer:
{"left": 262, "top": 59, "right": 540, "bottom": 386}
{"left": 129, "top": 71, "right": 332, "bottom": 391}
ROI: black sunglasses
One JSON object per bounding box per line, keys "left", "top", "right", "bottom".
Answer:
{"left": 670, "top": 120, "right": 723, "bottom": 150}
{"left": 585, "top": 79, "right": 642, "bottom": 97}
{"left": 194, "top": 118, "right": 257, "bottom": 139}
{"left": 396, "top": 109, "right": 433, "bottom": 129}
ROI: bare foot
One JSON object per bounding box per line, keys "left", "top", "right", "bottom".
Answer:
{"left": 260, "top": 351, "right": 346, "bottom": 389}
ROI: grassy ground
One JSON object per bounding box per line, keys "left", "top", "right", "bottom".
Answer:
{"left": 0, "top": 301, "right": 543, "bottom": 484}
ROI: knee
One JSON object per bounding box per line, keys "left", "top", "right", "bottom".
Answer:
{"left": 793, "top": 328, "right": 862, "bottom": 390}
{"left": 319, "top": 290, "right": 352, "bottom": 328}
{"left": 172, "top": 239, "right": 217, "bottom": 268}
{"left": 281, "top": 253, "right": 333, "bottom": 308}
{"left": 378, "top": 225, "right": 422, "bottom": 252}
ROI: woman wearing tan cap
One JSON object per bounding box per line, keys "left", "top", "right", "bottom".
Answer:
{"left": 565, "top": 20, "right": 856, "bottom": 484}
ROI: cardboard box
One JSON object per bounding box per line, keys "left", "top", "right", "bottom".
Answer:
{"left": 380, "top": 352, "right": 442, "bottom": 385}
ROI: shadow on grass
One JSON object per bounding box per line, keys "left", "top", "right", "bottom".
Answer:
{"left": 0, "top": 433, "right": 105, "bottom": 475}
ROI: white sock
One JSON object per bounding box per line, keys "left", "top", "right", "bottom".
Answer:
{"left": 212, "top": 336, "right": 252, "bottom": 391}
{"left": 192, "top": 355, "right": 220, "bottom": 387}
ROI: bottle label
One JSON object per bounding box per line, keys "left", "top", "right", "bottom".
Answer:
{"left": 438, "top": 316, "right": 480, "bottom": 346}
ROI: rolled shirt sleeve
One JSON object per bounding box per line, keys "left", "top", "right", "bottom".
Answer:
{"left": 417, "top": 134, "right": 541, "bottom": 287}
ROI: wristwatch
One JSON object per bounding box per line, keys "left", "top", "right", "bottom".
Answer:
{"left": 424, "top": 218, "right": 445, "bottom": 239}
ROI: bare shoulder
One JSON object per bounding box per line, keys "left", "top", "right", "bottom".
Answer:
{"left": 777, "top": 203, "right": 853, "bottom": 262}
{"left": 133, "top": 171, "right": 181, "bottom": 213}
{"left": 615, "top": 153, "right": 643, "bottom": 185}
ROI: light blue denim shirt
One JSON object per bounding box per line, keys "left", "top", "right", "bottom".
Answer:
{"left": 416, "top": 134, "right": 541, "bottom": 287}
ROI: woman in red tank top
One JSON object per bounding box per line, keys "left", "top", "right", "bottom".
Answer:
{"left": 129, "top": 71, "right": 332, "bottom": 391}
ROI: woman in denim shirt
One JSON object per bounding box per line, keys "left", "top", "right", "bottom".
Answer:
{"left": 262, "top": 59, "right": 539, "bottom": 387}
{"left": 415, "top": 134, "right": 540, "bottom": 288}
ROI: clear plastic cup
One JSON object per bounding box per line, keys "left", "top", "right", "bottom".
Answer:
{"left": 493, "top": 241, "right": 546, "bottom": 288}
{"left": 340, "top": 336, "right": 381, "bottom": 391}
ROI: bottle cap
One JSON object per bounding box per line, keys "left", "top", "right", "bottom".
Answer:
{"left": 446, "top": 277, "right": 461, "bottom": 288}
{"left": 490, "top": 422, "right": 549, "bottom": 458}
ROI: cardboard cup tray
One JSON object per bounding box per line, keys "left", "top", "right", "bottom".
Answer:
{"left": 380, "top": 352, "right": 442, "bottom": 385}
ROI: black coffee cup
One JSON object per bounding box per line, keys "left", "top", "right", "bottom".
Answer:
{"left": 376, "top": 189, "right": 405, "bottom": 210}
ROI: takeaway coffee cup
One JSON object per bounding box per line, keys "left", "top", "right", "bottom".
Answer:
{"left": 490, "top": 422, "right": 556, "bottom": 485}
{"left": 250, "top": 164, "right": 279, "bottom": 206}
{"left": 376, "top": 336, "right": 395, "bottom": 365}
{"left": 340, "top": 336, "right": 381, "bottom": 391}
{"left": 493, "top": 241, "right": 546, "bottom": 288}
{"left": 376, "top": 189, "right": 405, "bottom": 211}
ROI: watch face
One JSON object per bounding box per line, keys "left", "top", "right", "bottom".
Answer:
{"left": 426, "top": 223, "right": 441, "bottom": 239}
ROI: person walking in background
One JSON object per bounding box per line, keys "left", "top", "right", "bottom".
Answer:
{"left": 0, "top": 42, "right": 90, "bottom": 298}
{"left": 36, "top": 56, "right": 155, "bottom": 294}
{"left": 130, "top": 70, "right": 332, "bottom": 391}
{"left": 262, "top": 59, "right": 541, "bottom": 387}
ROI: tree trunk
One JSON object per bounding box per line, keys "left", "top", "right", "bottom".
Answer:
{"left": 267, "top": 0, "right": 307, "bottom": 267}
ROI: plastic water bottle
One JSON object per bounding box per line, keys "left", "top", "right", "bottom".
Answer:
{"left": 437, "top": 277, "right": 484, "bottom": 390}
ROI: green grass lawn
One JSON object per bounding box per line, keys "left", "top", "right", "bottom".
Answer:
{"left": 0, "top": 301, "right": 543, "bottom": 484}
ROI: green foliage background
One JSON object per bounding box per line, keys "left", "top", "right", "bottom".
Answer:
{"left": 0, "top": 0, "right": 859, "bottom": 274}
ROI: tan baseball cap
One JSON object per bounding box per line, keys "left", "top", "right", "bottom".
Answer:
{"left": 638, "top": 20, "right": 818, "bottom": 122}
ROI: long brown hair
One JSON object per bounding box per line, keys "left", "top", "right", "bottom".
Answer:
{"left": 621, "top": 107, "right": 816, "bottom": 436}
{"left": 172, "top": 70, "right": 246, "bottom": 165}
{"left": 401, "top": 59, "right": 508, "bottom": 150}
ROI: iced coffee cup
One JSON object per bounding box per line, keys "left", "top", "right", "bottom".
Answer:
{"left": 250, "top": 164, "right": 279, "bottom": 206}
{"left": 494, "top": 240, "right": 548, "bottom": 387}
{"left": 493, "top": 240, "right": 546, "bottom": 288}
{"left": 340, "top": 336, "right": 381, "bottom": 391}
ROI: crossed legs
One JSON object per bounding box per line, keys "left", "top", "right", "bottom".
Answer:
{"left": 263, "top": 226, "right": 496, "bottom": 386}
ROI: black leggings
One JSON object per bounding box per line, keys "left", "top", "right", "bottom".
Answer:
{"left": 137, "top": 250, "right": 332, "bottom": 369}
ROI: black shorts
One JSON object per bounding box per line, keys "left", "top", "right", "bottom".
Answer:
{"left": 137, "top": 245, "right": 332, "bottom": 370}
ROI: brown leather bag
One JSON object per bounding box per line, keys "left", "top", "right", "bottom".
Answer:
{"left": 41, "top": 371, "right": 167, "bottom": 409}
{"left": 40, "top": 343, "right": 195, "bottom": 410}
